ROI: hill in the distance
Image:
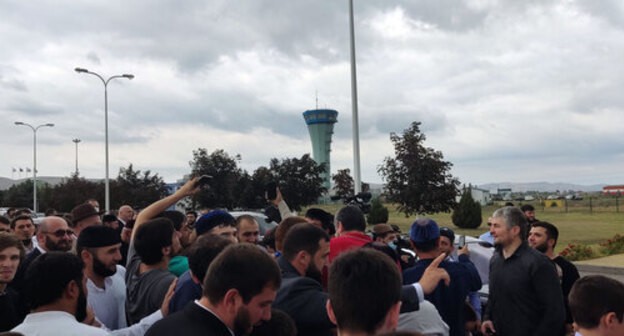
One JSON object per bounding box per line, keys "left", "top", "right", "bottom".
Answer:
{"left": 478, "top": 182, "right": 605, "bottom": 193}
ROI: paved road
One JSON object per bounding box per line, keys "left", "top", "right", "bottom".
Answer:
{"left": 575, "top": 264, "right": 624, "bottom": 283}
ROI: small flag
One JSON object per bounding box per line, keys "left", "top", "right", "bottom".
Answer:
{"left": 12, "top": 168, "right": 16, "bottom": 172}
{"left": 19, "top": 168, "right": 23, "bottom": 172}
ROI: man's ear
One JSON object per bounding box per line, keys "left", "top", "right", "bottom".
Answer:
{"left": 65, "top": 279, "right": 80, "bottom": 300}
{"left": 326, "top": 299, "right": 337, "bottom": 325}
{"left": 80, "top": 249, "right": 92, "bottom": 264}
{"left": 223, "top": 288, "right": 243, "bottom": 314}
{"left": 162, "top": 246, "right": 172, "bottom": 258}
{"left": 189, "top": 270, "right": 201, "bottom": 285}
{"left": 603, "top": 312, "right": 619, "bottom": 328}
{"left": 335, "top": 221, "right": 344, "bottom": 235}
{"left": 379, "top": 301, "right": 401, "bottom": 333}
{"left": 548, "top": 238, "right": 556, "bottom": 249}
{"left": 36, "top": 232, "right": 46, "bottom": 246}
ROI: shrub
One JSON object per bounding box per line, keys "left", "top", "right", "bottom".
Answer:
{"left": 452, "top": 187, "right": 482, "bottom": 229}
{"left": 367, "top": 198, "right": 389, "bottom": 224}
{"left": 559, "top": 243, "right": 595, "bottom": 261}
{"left": 600, "top": 234, "right": 624, "bottom": 255}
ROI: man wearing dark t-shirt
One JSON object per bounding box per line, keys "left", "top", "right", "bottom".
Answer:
{"left": 528, "top": 221, "right": 580, "bottom": 335}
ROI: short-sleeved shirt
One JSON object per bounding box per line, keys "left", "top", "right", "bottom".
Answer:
{"left": 125, "top": 242, "right": 176, "bottom": 325}
{"left": 87, "top": 265, "right": 127, "bottom": 330}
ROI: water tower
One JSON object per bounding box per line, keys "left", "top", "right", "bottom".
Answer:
{"left": 303, "top": 109, "right": 338, "bottom": 192}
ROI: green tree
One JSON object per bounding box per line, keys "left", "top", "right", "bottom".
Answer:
{"left": 332, "top": 168, "right": 354, "bottom": 198}
{"left": 452, "top": 186, "right": 482, "bottom": 229}
{"left": 189, "top": 148, "right": 243, "bottom": 209}
{"left": 268, "top": 154, "right": 326, "bottom": 211}
{"left": 378, "top": 121, "right": 460, "bottom": 216}
{"left": 3, "top": 180, "right": 35, "bottom": 209}
{"left": 241, "top": 167, "right": 274, "bottom": 210}
{"left": 3, "top": 180, "right": 52, "bottom": 210}
{"left": 367, "top": 198, "right": 389, "bottom": 224}
{"left": 111, "top": 164, "right": 169, "bottom": 209}
{"left": 45, "top": 175, "right": 102, "bottom": 212}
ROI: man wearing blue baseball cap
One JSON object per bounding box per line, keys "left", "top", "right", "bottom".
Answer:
{"left": 403, "top": 218, "right": 482, "bottom": 336}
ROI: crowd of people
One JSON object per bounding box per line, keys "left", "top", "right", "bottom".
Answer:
{"left": 1, "top": 178, "right": 623, "bottom": 336}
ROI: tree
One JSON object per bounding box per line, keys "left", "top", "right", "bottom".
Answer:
{"left": 45, "top": 175, "right": 102, "bottom": 212}
{"left": 268, "top": 154, "right": 326, "bottom": 211}
{"left": 378, "top": 121, "right": 459, "bottom": 216}
{"left": 111, "top": 164, "right": 169, "bottom": 209}
{"left": 332, "top": 168, "right": 370, "bottom": 197}
{"left": 3, "top": 180, "right": 36, "bottom": 209}
{"left": 189, "top": 148, "right": 243, "bottom": 209}
{"left": 452, "top": 186, "right": 482, "bottom": 229}
{"left": 332, "top": 169, "right": 354, "bottom": 198}
{"left": 367, "top": 198, "right": 389, "bottom": 225}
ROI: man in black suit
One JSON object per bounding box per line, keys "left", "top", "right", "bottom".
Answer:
{"left": 9, "top": 216, "right": 73, "bottom": 294}
{"left": 145, "top": 244, "right": 282, "bottom": 336}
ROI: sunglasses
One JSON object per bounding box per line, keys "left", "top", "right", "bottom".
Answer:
{"left": 45, "top": 229, "right": 74, "bottom": 238}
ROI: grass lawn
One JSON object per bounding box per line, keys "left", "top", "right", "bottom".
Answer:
{"left": 305, "top": 203, "right": 624, "bottom": 255}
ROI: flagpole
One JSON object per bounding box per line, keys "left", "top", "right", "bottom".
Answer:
{"left": 349, "top": 0, "right": 362, "bottom": 194}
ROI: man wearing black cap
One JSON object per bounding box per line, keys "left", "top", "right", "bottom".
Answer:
{"left": 403, "top": 218, "right": 482, "bottom": 336}
{"left": 78, "top": 226, "right": 174, "bottom": 335}
{"left": 78, "top": 225, "right": 127, "bottom": 329}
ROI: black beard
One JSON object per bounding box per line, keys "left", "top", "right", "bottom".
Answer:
{"left": 92, "top": 256, "right": 117, "bottom": 278}
{"left": 75, "top": 284, "right": 88, "bottom": 322}
{"left": 534, "top": 242, "right": 548, "bottom": 254}
{"left": 45, "top": 238, "right": 72, "bottom": 252}
{"left": 233, "top": 306, "right": 252, "bottom": 336}
{"left": 305, "top": 262, "right": 322, "bottom": 284}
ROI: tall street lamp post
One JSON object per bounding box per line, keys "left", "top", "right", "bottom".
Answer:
{"left": 14, "top": 121, "right": 55, "bottom": 213}
{"left": 75, "top": 67, "right": 134, "bottom": 212}
{"left": 72, "top": 138, "right": 81, "bottom": 175}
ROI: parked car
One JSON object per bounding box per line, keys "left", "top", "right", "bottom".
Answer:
{"left": 229, "top": 211, "right": 278, "bottom": 236}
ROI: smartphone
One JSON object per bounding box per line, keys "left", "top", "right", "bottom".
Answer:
{"left": 194, "top": 175, "right": 213, "bottom": 189}
{"left": 459, "top": 235, "right": 466, "bottom": 248}
{"left": 265, "top": 181, "right": 278, "bottom": 200}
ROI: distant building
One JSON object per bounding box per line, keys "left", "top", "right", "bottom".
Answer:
{"left": 457, "top": 187, "right": 492, "bottom": 206}
{"left": 303, "top": 109, "right": 338, "bottom": 192}
{"left": 472, "top": 187, "right": 491, "bottom": 205}
{"left": 497, "top": 188, "right": 512, "bottom": 201}
{"left": 603, "top": 185, "right": 624, "bottom": 195}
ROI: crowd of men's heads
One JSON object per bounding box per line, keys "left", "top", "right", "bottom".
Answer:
{"left": 3, "top": 197, "right": 624, "bottom": 336}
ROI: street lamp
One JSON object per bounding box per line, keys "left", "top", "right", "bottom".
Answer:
{"left": 72, "top": 138, "right": 81, "bottom": 175}
{"left": 14, "top": 121, "right": 55, "bottom": 213}
{"left": 75, "top": 67, "right": 134, "bottom": 212}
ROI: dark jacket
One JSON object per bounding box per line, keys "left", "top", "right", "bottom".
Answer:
{"left": 273, "top": 256, "right": 334, "bottom": 336}
{"left": 403, "top": 254, "right": 482, "bottom": 336}
{"left": 9, "top": 248, "right": 42, "bottom": 295}
{"left": 145, "top": 301, "right": 232, "bottom": 336}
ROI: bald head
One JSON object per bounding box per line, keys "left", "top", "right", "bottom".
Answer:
{"left": 37, "top": 216, "right": 73, "bottom": 252}
{"left": 118, "top": 205, "right": 135, "bottom": 223}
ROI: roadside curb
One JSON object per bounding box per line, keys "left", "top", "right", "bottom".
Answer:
{"left": 575, "top": 263, "right": 624, "bottom": 276}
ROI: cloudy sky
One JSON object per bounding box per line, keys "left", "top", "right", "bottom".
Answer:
{"left": 2, "top": 0, "right": 623, "bottom": 187}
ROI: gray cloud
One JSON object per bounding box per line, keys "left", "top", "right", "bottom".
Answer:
{"left": 1, "top": 0, "right": 623, "bottom": 185}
